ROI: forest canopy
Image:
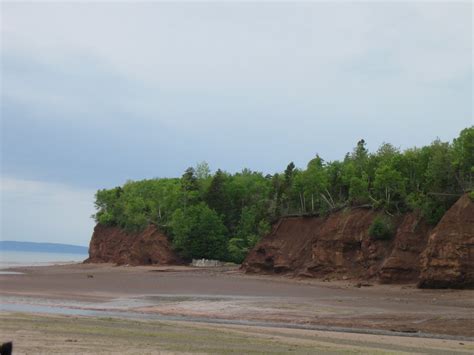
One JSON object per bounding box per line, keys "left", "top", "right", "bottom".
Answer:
{"left": 94, "top": 127, "right": 473, "bottom": 262}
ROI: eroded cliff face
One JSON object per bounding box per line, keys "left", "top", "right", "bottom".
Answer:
{"left": 242, "top": 216, "right": 324, "bottom": 274}
{"left": 302, "top": 208, "right": 391, "bottom": 279}
{"left": 242, "top": 195, "right": 473, "bottom": 288}
{"left": 379, "top": 213, "right": 432, "bottom": 283}
{"left": 242, "top": 208, "right": 397, "bottom": 280}
{"left": 418, "top": 194, "right": 474, "bottom": 289}
{"left": 85, "top": 224, "right": 182, "bottom": 266}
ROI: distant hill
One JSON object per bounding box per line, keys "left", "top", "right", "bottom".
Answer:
{"left": 0, "top": 241, "right": 88, "bottom": 254}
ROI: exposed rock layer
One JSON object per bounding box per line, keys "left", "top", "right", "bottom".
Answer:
{"left": 379, "top": 213, "right": 432, "bottom": 283}
{"left": 242, "top": 194, "right": 473, "bottom": 288}
{"left": 85, "top": 224, "right": 182, "bottom": 266}
{"left": 418, "top": 194, "right": 474, "bottom": 289}
{"left": 85, "top": 195, "right": 473, "bottom": 288}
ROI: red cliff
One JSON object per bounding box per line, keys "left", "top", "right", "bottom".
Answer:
{"left": 85, "top": 224, "right": 182, "bottom": 266}
{"left": 418, "top": 194, "right": 474, "bottom": 288}
{"left": 243, "top": 195, "right": 473, "bottom": 288}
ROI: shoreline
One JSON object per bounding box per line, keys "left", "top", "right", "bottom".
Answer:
{"left": 1, "top": 263, "right": 473, "bottom": 340}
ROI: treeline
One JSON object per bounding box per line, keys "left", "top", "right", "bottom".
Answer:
{"left": 94, "top": 127, "right": 473, "bottom": 262}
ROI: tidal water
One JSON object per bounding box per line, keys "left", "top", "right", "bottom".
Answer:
{"left": 0, "top": 250, "right": 88, "bottom": 270}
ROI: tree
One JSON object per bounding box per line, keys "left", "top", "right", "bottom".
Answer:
{"left": 348, "top": 175, "right": 369, "bottom": 205}
{"left": 181, "top": 167, "right": 200, "bottom": 208}
{"left": 94, "top": 187, "right": 123, "bottom": 225}
{"left": 284, "top": 162, "right": 296, "bottom": 186}
{"left": 92, "top": 127, "right": 471, "bottom": 258}
{"left": 293, "top": 171, "right": 306, "bottom": 213}
{"left": 195, "top": 161, "right": 211, "bottom": 180}
{"left": 205, "top": 169, "right": 228, "bottom": 217}
{"left": 170, "top": 203, "right": 228, "bottom": 260}
{"left": 326, "top": 160, "right": 345, "bottom": 203}
{"left": 352, "top": 139, "right": 369, "bottom": 176}
{"left": 452, "top": 126, "right": 474, "bottom": 190}
{"left": 373, "top": 164, "right": 406, "bottom": 212}
{"left": 303, "top": 155, "right": 332, "bottom": 212}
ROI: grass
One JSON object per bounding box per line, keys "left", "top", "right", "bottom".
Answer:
{"left": 1, "top": 312, "right": 471, "bottom": 354}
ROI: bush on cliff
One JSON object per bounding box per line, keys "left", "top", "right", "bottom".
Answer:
{"left": 369, "top": 216, "right": 394, "bottom": 240}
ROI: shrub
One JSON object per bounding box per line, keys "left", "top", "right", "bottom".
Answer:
{"left": 369, "top": 216, "right": 394, "bottom": 240}
{"left": 228, "top": 234, "right": 260, "bottom": 264}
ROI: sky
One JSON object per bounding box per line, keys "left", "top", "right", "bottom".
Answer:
{"left": 1, "top": 1, "right": 472, "bottom": 246}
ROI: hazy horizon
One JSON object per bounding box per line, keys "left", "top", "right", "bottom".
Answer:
{"left": 1, "top": 2, "right": 472, "bottom": 245}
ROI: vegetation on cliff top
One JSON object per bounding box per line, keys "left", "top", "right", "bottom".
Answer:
{"left": 94, "top": 127, "right": 473, "bottom": 262}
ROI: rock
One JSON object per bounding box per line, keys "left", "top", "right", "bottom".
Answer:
{"left": 84, "top": 224, "right": 182, "bottom": 266}
{"left": 418, "top": 194, "right": 474, "bottom": 289}
{"left": 379, "top": 213, "right": 432, "bottom": 283}
{"left": 242, "top": 208, "right": 394, "bottom": 281}
{"left": 304, "top": 208, "right": 391, "bottom": 279}
{"left": 241, "top": 216, "right": 322, "bottom": 275}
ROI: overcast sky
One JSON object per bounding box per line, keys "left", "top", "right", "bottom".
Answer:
{"left": 1, "top": 1, "right": 472, "bottom": 246}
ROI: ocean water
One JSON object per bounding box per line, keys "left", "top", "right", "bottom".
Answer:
{"left": 0, "top": 250, "right": 88, "bottom": 269}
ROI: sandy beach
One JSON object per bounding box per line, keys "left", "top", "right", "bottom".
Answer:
{"left": 1, "top": 263, "right": 473, "bottom": 353}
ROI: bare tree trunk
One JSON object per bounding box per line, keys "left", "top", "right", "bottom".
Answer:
{"left": 320, "top": 193, "right": 334, "bottom": 209}
{"left": 299, "top": 192, "right": 304, "bottom": 214}
{"left": 325, "top": 188, "right": 336, "bottom": 207}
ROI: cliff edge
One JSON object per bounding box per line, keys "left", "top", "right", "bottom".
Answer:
{"left": 85, "top": 224, "right": 182, "bottom": 266}
{"left": 242, "top": 194, "right": 473, "bottom": 288}
{"left": 418, "top": 194, "right": 474, "bottom": 288}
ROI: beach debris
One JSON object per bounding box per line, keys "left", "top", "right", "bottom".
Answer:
{"left": 354, "top": 282, "right": 373, "bottom": 288}
{"left": 192, "top": 259, "right": 224, "bottom": 267}
{"left": 87, "top": 274, "right": 94, "bottom": 278}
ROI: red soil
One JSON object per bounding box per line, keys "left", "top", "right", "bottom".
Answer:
{"left": 418, "top": 193, "right": 474, "bottom": 288}
{"left": 85, "top": 224, "right": 182, "bottom": 266}
{"left": 243, "top": 195, "right": 473, "bottom": 288}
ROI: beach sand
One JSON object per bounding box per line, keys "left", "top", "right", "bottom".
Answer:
{"left": 1, "top": 263, "right": 473, "bottom": 353}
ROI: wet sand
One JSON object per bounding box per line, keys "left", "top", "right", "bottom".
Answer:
{"left": 1, "top": 263, "right": 473, "bottom": 353}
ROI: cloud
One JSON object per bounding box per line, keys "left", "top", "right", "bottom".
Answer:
{"left": 1, "top": 177, "right": 96, "bottom": 246}
{"left": 1, "top": 1, "right": 471, "bottom": 244}
{"left": 1, "top": 2, "right": 472, "bottom": 183}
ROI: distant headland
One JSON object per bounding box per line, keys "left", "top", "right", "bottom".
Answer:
{"left": 0, "top": 241, "right": 88, "bottom": 255}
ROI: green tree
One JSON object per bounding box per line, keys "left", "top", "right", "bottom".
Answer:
{"left": 452, "top": 126, "right": 474, "bottom": 190}
{"left": 170, "top": 203, "right": 228, "bottom": 260}
{"left": 373, "top": 165, "right": 406, "bottom": 212}
{"left": 205, "top": 169, "right": 229, "bottom": 217}
{"left": 348, "top": 175, "right": 369, "bottom": 205}
{"left": 195, "top": 161, "right": 211, "bottom": 180}
{"left": 352, "top": 139, "right": 369, "bottom": 176}
{"left": 181, "top": 167, "right": 200, "bottom": 208}
{"left": 94, "top": 187, "right": 123, "bottom": 225}
{"left": 303, "top": 155, "right": 332, "bottom": 212}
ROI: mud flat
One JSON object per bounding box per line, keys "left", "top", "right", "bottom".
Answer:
{"left": 1, "top": 263, "right": 473, "bottom": 349}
